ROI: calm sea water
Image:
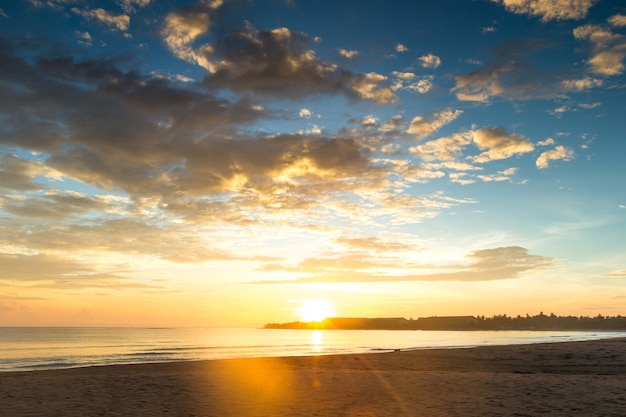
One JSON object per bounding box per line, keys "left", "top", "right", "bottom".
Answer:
{"left": 1, "top": 327, "right": 625, "bottom": 372}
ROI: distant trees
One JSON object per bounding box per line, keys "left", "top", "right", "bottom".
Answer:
{"left": 264, "top": 313, "right": 626, "bottom": 331}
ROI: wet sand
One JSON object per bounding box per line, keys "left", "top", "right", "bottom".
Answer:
{"left": 2, "top": 337, "right": 626, "bottom": 416}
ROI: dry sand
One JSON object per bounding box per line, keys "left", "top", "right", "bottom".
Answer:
{"left": 2, "top": 337, "right": 626, "bottom": 417}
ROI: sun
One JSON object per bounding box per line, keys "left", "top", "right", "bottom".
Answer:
{"left": 297, "top": 299, "right": 335, "bottom": 322}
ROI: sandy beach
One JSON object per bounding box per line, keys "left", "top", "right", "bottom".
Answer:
{"left": 2, "top": 337, "right": 625, "bottom": 417}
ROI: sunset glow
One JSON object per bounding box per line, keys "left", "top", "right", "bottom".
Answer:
{"left": 1, "top": 0, "right": 625, "bottom": 327}
{"left": 297, "top": 300, "right": 336, "bottom": 323}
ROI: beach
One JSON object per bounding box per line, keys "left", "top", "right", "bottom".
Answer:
{"left": 2, "top": 337, "right": 625, "bottom": 417}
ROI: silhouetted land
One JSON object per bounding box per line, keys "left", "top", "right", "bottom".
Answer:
{"left": 264, "top": 313, "right": 626, "bottom": 331}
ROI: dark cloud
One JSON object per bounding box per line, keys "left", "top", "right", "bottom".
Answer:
{"left": 0, "top": 154, "right": 45, "bottom": 192}
{"left": 201, "top": 25, "right": 396, "bottom": 103}
{"left": 453, "top": 38, "right": 599, "bottom": 101}
{"left": 0, "top": 33, "right": 388, "bottom": 214}
{"left": 0, "top": 192, "right": 110, "bottom": 219}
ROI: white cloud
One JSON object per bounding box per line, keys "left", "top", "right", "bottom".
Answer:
{"left": 409, "top": 132, "right": 473, "bottom": 161}
{"left": 298, "top": 125, "right": 322, "bottom": 135}
{"left": 578, "top": 102, "right": 601, "bottom": 109}
{"left": 379, "top": 115, "right": 404, "bottom": 133}
{"left": 419, "top": 53, "right": 441, "bottom": 68}
{"left": 493, "top": 0, "right": 595, "bottom": 21}
{"left": 392, "top": 71, "right": 415, "bottom": 80}
{"left": 537, "top": 138, "right": 556, "bottom": 146}
{"left": 536, "top": 145, "right": 575, "bottom": 169}
{"left": 338, "top": 49, "right": 359, "bottom": 59}
{"left": 119, "top": 0, "right": 152, "bottom": 14}
{"left": 75, "top": 31, "right": 92, "bottom": 46}
{"left": 472, "top": 127, "right": 535, "bottom": 163}
{"left": 71, "top": 7, "right": 130, "bottom": 31}
{"left": 299, "top": 108, "right": 312, "bottom": 118}
{"left": 395, "top": 43, "right": 408, "bottom": 52}
{"left": 561, "top": 77, "right": 603, "bottom": 91}
{"left": 352, "top": 72, "right": 398, "bottom": 104}
{"left": 608, "top": 14, "right": 626, "bottom": 27}
{"left": 449, "top": 172, "right": 475, "bottom": 185}
{"left": 407, "top": 77, "right": 434, "bottom": 94}
{"left": 362, "top": 115, "right": 378, "bottom": 126}
{"left": 392, "top": 72, "right": 434, "bottom": 94}
{"left": 574, "top": 24, "right": 626, "bottom": 76}
{"left": 407, "top": 109, "right": 463, "bottom": 140}
{"left": 477, "top": 167, "right": 518, "bottom": 182}
{"left": 161, "top": 9, "right": 213, "bottom": 70}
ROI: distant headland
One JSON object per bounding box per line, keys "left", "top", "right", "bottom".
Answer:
{"left": 264, "top": 313, "right": 626, "bottom": 331}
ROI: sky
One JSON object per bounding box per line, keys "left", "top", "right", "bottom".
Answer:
{"left": 1, "top": 0, "right": 625, "bottom": 327}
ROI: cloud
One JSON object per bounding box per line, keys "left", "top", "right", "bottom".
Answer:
{"left": 361, "top": 115, "right": 378, "bottom": 127}
{"left": 71, "top": 7, "right": 130, "bottom": 32}
{"left": 449, "top": 172, "right": 475, "bottom": 185}
{"left": 408, "top": 79, "right": 434, "bottom": 93}
{"left": 600, "top": 269, "right": 626, "bottom": 278}
{"left": 392, "top": 71, "right": 415, "bottom": 80}
{"left": 453, "top": 68, "right": 503, "bottom": 102}
{"left": 453, "top": 39, "right": 571, "bottom": 102}
{"left": 477, "top": 167, "right": 518, "bottom": 182}
{"left": 351, "top": 72, "right": 398, "bottom": 104}
{"left": 392, "top": 72, "right": 434, "bottom": 94}
{"left": 407, "top": 109, "right": 463, "bottom": 140}
{"left": 335, "top": 236, "right": 417, "bottom": 252}
{"left": 0, "top": 191, "right": 116, "bottom": 219}
{"left": 299, "top": 108, "right": 312, "bottom": 118}
{"left": 537, "top": 138, "right": 555, "bottom": 146}
{"left": 452, "top": 37, "right": 613, "bottom": 102}
{"left": 75, "top": 30, "right": 93, "bottom": 46}
{"left": 0, "top": 37, "right": 391, "bottom": 219}
{"left": 1, "top": 207, "right": 256, "bottom": 267}
{"left": 0, "top": 252, "right": 165, "bottom": 291}
{"left": 409, "top": 132, "right": 474, "bottom": 162}
{"left": 119, "top": 0, "right": 152, "bottom": 14}
{"left": 419, "top": 53, "right": 441, "bottom": 68}
{"left": 0, "top": 253, "right": 120, "bottom": 282}
{"left": 472, "top": 127, "right": 535, "bottom": 163}
{"left": 492, "top": 0, "right": 595, "bottom": 21}
{"left": 338, "top": 48, "right": 359, "bottom": 58}
{"left": 574, "top": 24, "right": 626, "bottom": 76}
{"left": 536, "top": 145, "right": 575, "bottom": 168}
{"left": 395, "top": 43, "right": 408, "bottom": 52}
{"left": 161, "top": 5, "right": 214, "bottom": 70}
{"left": 0, "top": 154, "right": 52, "bottom": 192}
{"left": 560, "top": 77, "right": 603, "bottom": 91}
{"left": 608, "top": 14, "right": 626, "bottom": 27}
{"left": 201, "top": 25, "right": 396, "bottom": 103}
{"left": 254, "top": 246, "right": 554, "bottom": 283}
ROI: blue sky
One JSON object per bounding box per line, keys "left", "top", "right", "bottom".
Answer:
{"left": 0, "top": 0, "right": 625, "bottom": 326}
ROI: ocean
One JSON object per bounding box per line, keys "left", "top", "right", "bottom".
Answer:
{"left": 2, "top": 327, "right": 625, "bottom": 372}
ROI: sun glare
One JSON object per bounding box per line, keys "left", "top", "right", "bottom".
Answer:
{"left": 297, "top": 299, "right": 335, "bottom": 322}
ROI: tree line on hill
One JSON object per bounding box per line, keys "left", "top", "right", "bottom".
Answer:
{"left": 264, "top": 313, "right": 626, "bottom": 331}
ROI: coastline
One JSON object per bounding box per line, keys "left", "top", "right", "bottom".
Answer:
{"left": 2, "top": 337, "right": 626, "bottom": 416}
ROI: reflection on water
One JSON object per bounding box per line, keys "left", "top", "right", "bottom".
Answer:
{"left": 2, "top": 327, "right": 625, "bottom": 372}
{"left": 310, "top": 330, "right": 323, "bottom": 353}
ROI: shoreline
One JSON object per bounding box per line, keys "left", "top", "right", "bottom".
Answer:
{"left": 3, "top": 328, "right": 624, "bottom": 374}
{"left": 2, "top": 337, "right": 626, "bottom": 416}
